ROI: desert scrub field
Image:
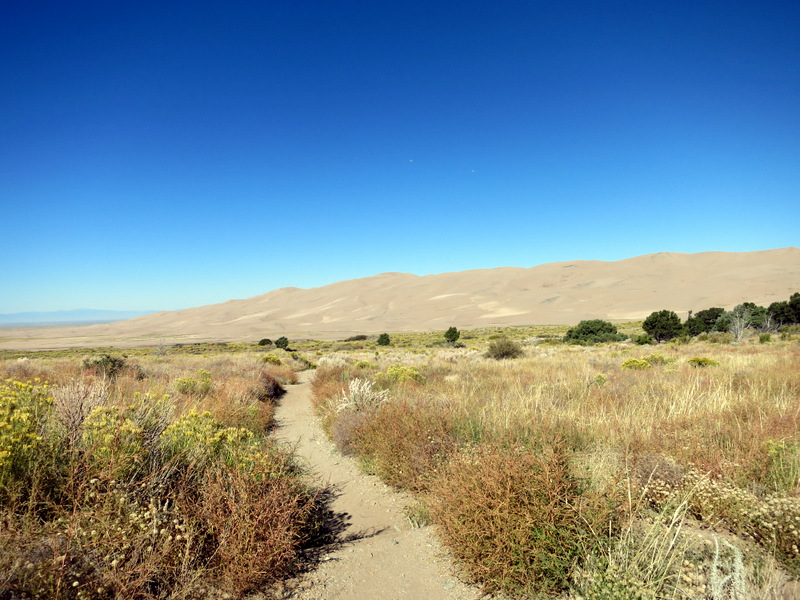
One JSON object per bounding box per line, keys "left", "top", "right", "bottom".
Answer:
{"left": 0, "top": 351, "right": 321, "bottom": 600}
{"left": 312, "top": 338, "right": 800, "bottom": 599}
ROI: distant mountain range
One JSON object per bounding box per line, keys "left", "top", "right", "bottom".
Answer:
{"left": 1, "top": 247, "right": 798, "bottom": 350}
{"left": 0, "top": 309, "right": 156, "bottom": 327}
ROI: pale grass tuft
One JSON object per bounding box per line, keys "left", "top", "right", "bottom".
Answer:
{"left": 336, "top": 377, "right": 389, "bottom": 412}
{"left": 709, "top": 536, "right": 747, "bottom": 600}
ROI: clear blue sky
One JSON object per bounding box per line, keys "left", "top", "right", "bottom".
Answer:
{"left": 2, "top": 1, "right": 798, "bottom": 313}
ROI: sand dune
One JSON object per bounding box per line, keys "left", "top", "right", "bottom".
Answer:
{"left": 2, "top": 248, "right": 798, "bottom": 349}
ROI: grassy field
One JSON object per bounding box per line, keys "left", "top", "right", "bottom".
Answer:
{"left": 310, "top": 329, "right": 800, "bottom": 599}
{"left": 2, "top": 327, "right": 799, "bottom": 599}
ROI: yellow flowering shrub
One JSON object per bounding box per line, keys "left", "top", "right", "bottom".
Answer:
{"left": 174, "top": 368, "right": 212, "bottom": 395}
{"left": 0, "top": 363, "right": 321, "bottom": 599}
{"left": 641, "top": 353, "right": 676, "bottom": 366}
{"left": 621, "top": 358, "right": 652, "bottom": 370}
{"left": 0, "top": 379, "right": 52, "bottom": 482}
{"left": 81, "top": 405, "right": 144, "bottom": 480}
{"left": 161, "top": 409, "right": 255, "bottom": 470}
{"left": 688, "top": 357, "right": 719, "bottom": 367}
{"left": 381, "top": 364, "right": 425, "bottom": 383}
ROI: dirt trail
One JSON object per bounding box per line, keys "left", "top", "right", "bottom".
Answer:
{"left": 272, "top": 372, "right": 486, "bottom": 600}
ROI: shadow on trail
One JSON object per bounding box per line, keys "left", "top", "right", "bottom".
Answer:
{"left": 297, "top": 483, "right": 388, "bottom": 571}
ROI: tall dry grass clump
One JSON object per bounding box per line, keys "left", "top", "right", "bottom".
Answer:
{"left": 431, "top": 441, "right": 619, "bottom": 598}
{"left": 0, "top": 352, "right": 322, "bottom": 599}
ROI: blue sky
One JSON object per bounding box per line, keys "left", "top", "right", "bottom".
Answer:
{"left": 2, "top": 1, "right": 798, "bottom": 313}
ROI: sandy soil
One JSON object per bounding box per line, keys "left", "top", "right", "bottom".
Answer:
{"left": 270, "top": 372, "right": 487, "bottom": 600}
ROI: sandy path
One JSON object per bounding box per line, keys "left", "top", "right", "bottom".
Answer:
{"left": 272, "top": 372, "right": 486, "bottom": 600}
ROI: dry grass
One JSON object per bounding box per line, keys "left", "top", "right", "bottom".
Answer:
{"left": 312, "top": 339, "right": 800, "bottom": 598}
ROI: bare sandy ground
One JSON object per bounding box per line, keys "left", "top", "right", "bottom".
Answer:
{"left": 2, "top": 248, "right": 798, "bottom": 350}
{"left": 271, "top": 372, "right": 486, "bottom": 600}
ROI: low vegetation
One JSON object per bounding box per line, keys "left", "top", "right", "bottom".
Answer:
{"left": 0, "top": 352, "right": 322, "bottom": 599}
{"left": 312, "top": 328, "right": 800, "bottom": 598}
{"left": 485, "top": 336, "right": 524, "bottom": 359}
{"left": 3, "top": 298, "right": 799, "bottom": 599}
{"left": 564, "top": 319, "right": 627, "bottom": 344}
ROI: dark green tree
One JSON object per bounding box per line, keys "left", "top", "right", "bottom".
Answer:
{"left": 768, "top": 301, "right": 795, "bottom": 325}
{"left": 377, "top": 333, "right": 391, "bottom": 346}
{"left": 563, "top": 320, "right": 626, "bottom": 344}
{"left": 444, "top": 326, "right": 460, "bottom": 345}
{"left": 275, "top": 336, "right": 289, "bottom": 349}
{"left": 714, "top": 314, "right": 732, "bottom": 333}
{"left": 790, "top": 292, "right": 800, "bottom": 323}
{"left": 684, "top": 316, "right": 706, "bottom": 336}
{"left": 694, "top": 307, "right": 725, "bottom": 332}
{"left": 642, "top": 310, "right": 684, "bottom": 342}
{"left": 258, "top": 338, "right": 272, "bottom": 346}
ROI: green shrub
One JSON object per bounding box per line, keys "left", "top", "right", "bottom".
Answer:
{"left": 759, "top": 333, "right": 771, "bottom": 344}
{"left": 343, "top": 334, "right": 368, "bottom": 342}
{"left": 275, "top": 337, "right": 289, "bottom": 350}
{"left": 621, "top": 358, "right": 652, "bottom": 370}
{"left": 564, "top": 320, "right": 627, "bottom": 345}
{"left": 262, "top": 354, "right": 283, "bottom": 365}
{"left": 688, "top": 357, "right": 719, "bottom": 368}
{"left": 379, "top": 364, "right": 425, "bottom": 384}
{"left": 641, "top": 353, "right": 676, "bottom": 366}
{"left": 707, "top": 331, "right": 734, "bottom": 344}
{"left": 81, "top": 404, "right": 148, "bottom": 481}
{"left": 258, "top": 338, "right": 273, "bottom": 346}
{"left": 377, "top": 333, "right": 391, "bottom": 346}
{"left": 354, "top": 360, "right": 378, "bottom": 369}
{"left": 634, "top": 334, "right": 655, "bottom": 345}
{"left": 82, "top": 354, "right": 126, "bottom": 378}
{"left": 160, "top": 409, "right": 255, "bottom": 470}
{"left": 404, "top": 501, "right": 432, "bottom": 528}
{"left": 174, "top": 376, "right": 197, "bottom": 394}
{"left": 486, "top": 337, "right": 523, "bottom": 360}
